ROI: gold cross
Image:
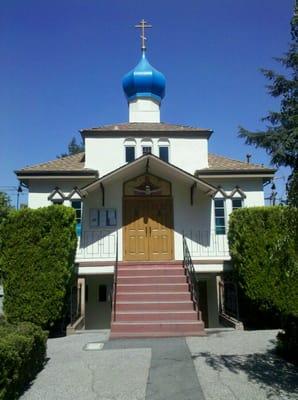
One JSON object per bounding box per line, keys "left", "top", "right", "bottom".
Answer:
{"left": 135, "top": 19, "right": 152, "bottom": 51}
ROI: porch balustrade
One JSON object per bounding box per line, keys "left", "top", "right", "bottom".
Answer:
{"left": 75, "top": 229, "right": 230, "bottom": 260}
{"left": 185, "top": 230, "right": 230, "bottom": 258}
{"left": 76, "top": 229, "right": 117, "bottom": 260}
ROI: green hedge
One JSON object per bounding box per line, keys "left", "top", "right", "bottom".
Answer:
{"left": 0, "top": 205, "right": 77, "bottom": 330}
{"left": 228, "top": 206, "right": 298, "bottom": 317}
{"left": 228, "top": 206, "right": 298, "bottom": 363}
{"left": 0, "top": 321, "right": 47, "bottom": 400}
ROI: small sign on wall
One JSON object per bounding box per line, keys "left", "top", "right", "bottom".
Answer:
{"left": 90, "top": 208, "right": 117, "bottom": 228}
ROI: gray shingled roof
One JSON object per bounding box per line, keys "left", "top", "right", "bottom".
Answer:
{"left": 15, "top": 153, "right": 97, "bottom": 176}
{"left": 200, "top": 154, "right": 275, "bottom": 173}
{"left": 81, "top": 122, "right": 212, "bottom": 135}
{"left": 15, "top": 151, "right": 274, "bottom": 176}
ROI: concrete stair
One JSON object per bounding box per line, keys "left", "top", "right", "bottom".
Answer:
{"left": 110, "top": 262, "right": 205, "bottom": 339}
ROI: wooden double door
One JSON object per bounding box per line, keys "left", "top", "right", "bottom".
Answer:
{"left": 123, "top": 197, "right": 174, "bottom": 261}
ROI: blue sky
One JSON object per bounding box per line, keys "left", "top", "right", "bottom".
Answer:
{"left": 0, "top": 0, "right": 294, "bottom": 205}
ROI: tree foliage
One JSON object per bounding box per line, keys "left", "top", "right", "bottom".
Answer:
{"left": 58, "top": 136, "right": 84, "bottom": 158}
{"left": 0, "top": 193, "right": 12, "bottom": 221}
{"left": 229, "top": 206, "right": 298, "bottom": 363}
{"left": 0, "top": 206, "right": 77, "bottom": 330}
{"left": 239, "top": 8, "right": 298, "bottom": 206}
{"left": 228, "top": 206, "right": 298, "bottom": 317}
{"left": 0, "top": 321, "right": 47, "bottom": 400}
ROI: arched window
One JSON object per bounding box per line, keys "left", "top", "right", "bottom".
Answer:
{"left": 141, "top": 138, "right": 153, "bottom": 155}
{"left": 124, "top": 138, "right": 136, "bottom": 163}
{"left": 158, "top": 138, "right": 170, "bottom": 162}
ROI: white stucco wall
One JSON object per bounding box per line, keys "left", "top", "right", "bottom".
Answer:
{"left": 170, "top": 137, "right": 208, "bottom": 173}
{"left": 27, "top": 179, "right": 94, "bottom": 208}
{"left": 206, "top": 177, "right": 265, "bottom": 221}
{"left": 84, "top": 136, "right": 209, "bottom": 176}
{"left": 26, "top": 174, "right": 266, "bottom": 264}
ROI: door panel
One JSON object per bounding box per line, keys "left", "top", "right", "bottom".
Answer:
{"left": 124, "top": 197, "right": 173, "bottom": 261}
{"left": 148, "top": 198, "right": 173, "bottom": 261}
{"left": 124, "top": 199, "right": 148, "bottom": 261}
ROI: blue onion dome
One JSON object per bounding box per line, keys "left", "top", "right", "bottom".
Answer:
{"left": 122, "top": 51, "right": 166, "bottom": 103}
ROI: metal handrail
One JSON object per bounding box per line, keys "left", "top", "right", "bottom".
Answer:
{"left": 183, "top": 235, "right": 200, "bottom": 313}
{"left": 113, "top": 230, "right": 119, "bottom": 321}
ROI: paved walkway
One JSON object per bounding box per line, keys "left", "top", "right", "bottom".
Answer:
{"left": 104, "top": 337, "right": 205, "bottom": 400}
{"left": 187, "top": 330, "right": 298, "bottom": 400}
{"left": 20, "top": 330, "right": 298, "bottom": 400}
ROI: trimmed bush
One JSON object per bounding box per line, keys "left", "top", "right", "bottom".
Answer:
{"left": 0, "top": 321, "right": 47, "bottom": 400}
{"left": 228, "top": 206, "right": 298, "bottom": 317}
{"left": 228, "top": 206, "right": 298, "bottom": 363}
{"left": 0, "top": 206, "right": 77, "bottom": 330}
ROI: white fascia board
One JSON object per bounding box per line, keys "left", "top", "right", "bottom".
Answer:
{"left": 198, "top": 174, "right": 275, "bottom": 179}
{"left": 194, "top": 263, "right": 232, "bottom": 273}
{"left": 18, "top": 175, "right": 95, "bottom": 180}
{"left": 78, "top": 266, "right": 114, "bottom": 275}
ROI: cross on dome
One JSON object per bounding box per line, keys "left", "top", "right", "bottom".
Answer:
{"left": 122, "top": 20, "right": 166, "bottom": 122}
{"left": 135, "top": 19, "right": 152, "bottom": 51}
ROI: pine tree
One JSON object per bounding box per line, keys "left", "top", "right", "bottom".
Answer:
{"left": 58, "top": 136, "right": 85, "bottom": 158}
{"left": 239, "top": 7, "right": 298, "bottom": 206}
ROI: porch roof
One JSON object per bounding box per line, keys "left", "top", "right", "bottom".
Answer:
{"left": 80, "top": 154, "right": 217, "bottom": 195}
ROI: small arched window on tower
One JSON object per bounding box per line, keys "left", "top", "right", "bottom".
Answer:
{"left": 158, "top": 138, "right": 170, "bottom": 162}
{"left": 141, "top": 138, "right": 153, "bottom": 155}
{"left": 124, "top": 138, "right": 136, "bottom": 163}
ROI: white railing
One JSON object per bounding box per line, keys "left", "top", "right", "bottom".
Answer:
{"left": 76, "top": 229, "right": 117, "bottom": 260}
{"left": 184, "top": 230, "right": 230, "bottom": 258}
{"left": 75, "top": 229, "right": 230, "bottom": 261}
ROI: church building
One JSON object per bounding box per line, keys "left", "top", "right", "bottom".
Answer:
{"left": 16, "top": 21, "right": 275, "bottom": 338}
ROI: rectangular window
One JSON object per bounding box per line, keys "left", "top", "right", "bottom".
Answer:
{"left": 142, "top": 146, "right": 152, "bottom": 155}
{"left": 159, "top": 146, "right": 169, "bottom": 162}
{"left": 98, "top": 285, "right": 107, "bottom": 302}
{"left": 214, "top": 199, "right": 226, "bottom": 235}
{"left": 125, "top": 146, "right": 135, "bottom": 163}
{"left": 71, "top": 200, "right": 82, "bottom": 236}
{"left": 232, "top": 198, "right": 243, "bottom": 211}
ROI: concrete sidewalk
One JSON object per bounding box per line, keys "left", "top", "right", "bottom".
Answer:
{"left": 20, "top": 330, "right": 298, "bottom": 400}
{"left": 187, "top": 330, "right": 298, "bottom": 400}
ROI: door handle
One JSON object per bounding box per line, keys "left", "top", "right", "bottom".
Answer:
{"left": 145, "top": 227, "right": 148, "bottom": 236}
{"left": 149, "top": 227, "right": 152, "bottom": 236}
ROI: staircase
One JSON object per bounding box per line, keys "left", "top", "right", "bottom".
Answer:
{"left": 110, "top": 262, "right": 205, "bottom": 339}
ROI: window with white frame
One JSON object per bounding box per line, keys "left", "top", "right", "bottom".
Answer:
{"left": 71, "top": 200, "right": 82, "bottom": 236}
{"left": 124, "top": 138, "right": 136, "bottom": 163}
{"left": 158, "top": 138, "right": 169, "bottom": 162}
{"left": 141, "top": 138, "right": 152, "bottom": 155}
{"left": 232, "top": 198, "right": 243, "bottom": 211}
{"left": 214, "top": 198, "right": 226, "bottom": 235}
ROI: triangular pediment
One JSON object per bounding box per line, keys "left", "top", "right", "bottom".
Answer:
{"left": 48, "top": 187, "right": 65, "bottom": 201}
{"left": 229, "top": 186, "right": 246, "bottom": 199}
{"left": 68, "top": 186, "right": 83, "bottom": 200}
{"left": 212, "top": 186, "right": 228, "bottom": 199}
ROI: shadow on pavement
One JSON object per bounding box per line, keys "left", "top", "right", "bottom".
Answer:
{"left": 191, "top": 349, "right": 298, "bottom": 398}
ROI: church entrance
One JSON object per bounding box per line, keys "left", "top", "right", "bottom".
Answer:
{"left": 123, "top": 174, "right": 174, "bottom": 262}
{"left": 123, "top": 197, "right": 173, "bottom": 261}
